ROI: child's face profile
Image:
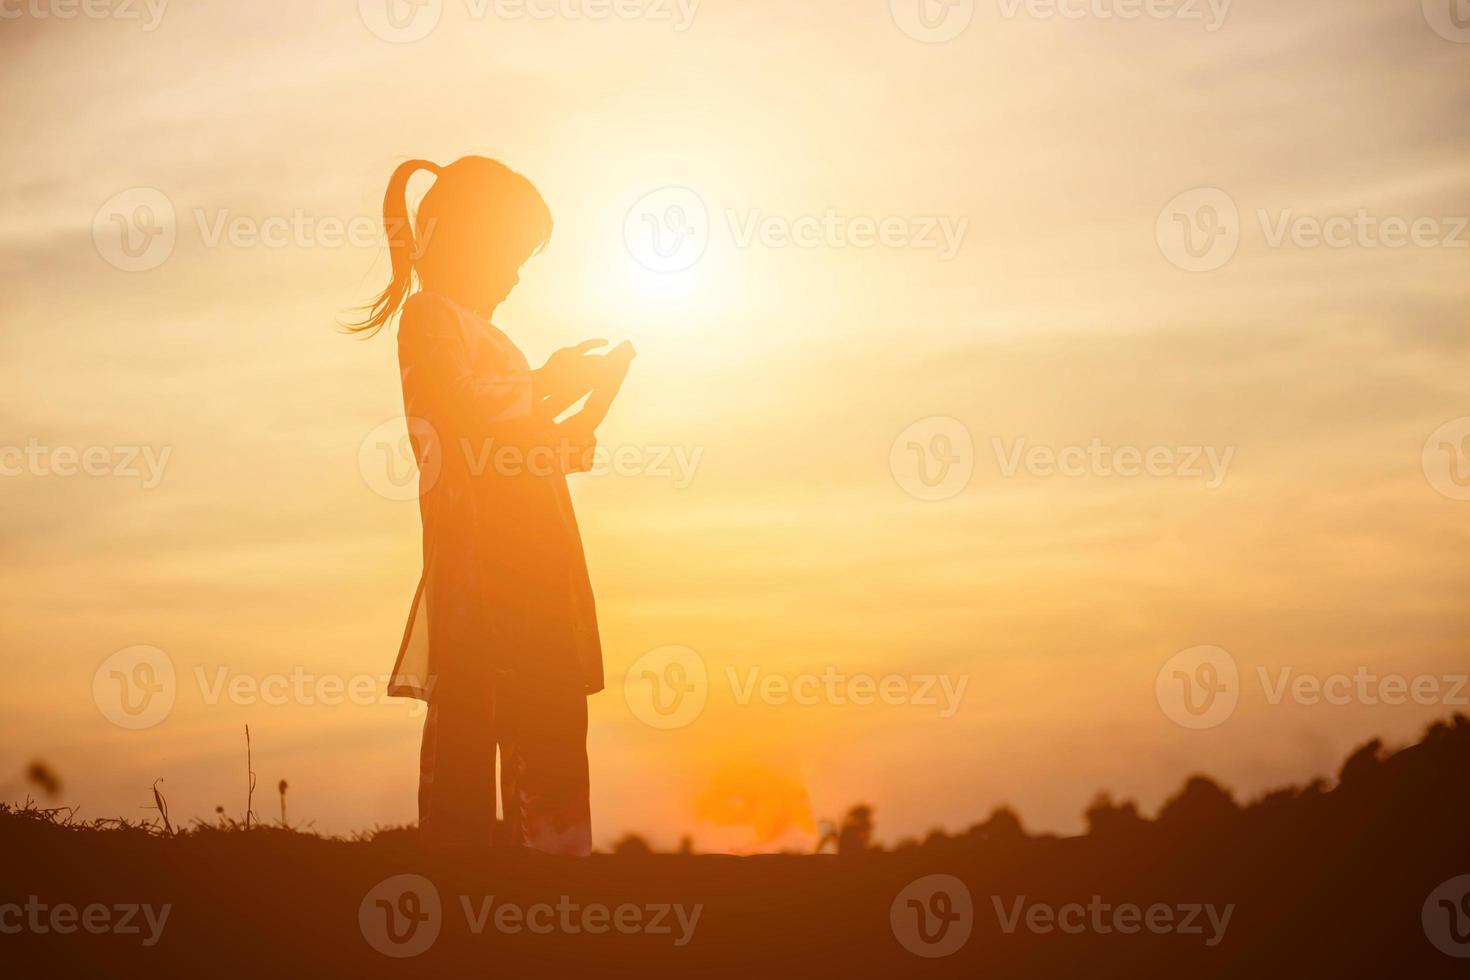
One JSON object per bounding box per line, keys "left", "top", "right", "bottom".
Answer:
{"left": 479, "top": 256, "right": 522, "bottom": 310}
{"left": 419, "top": 217, "right": 535, "bottom": 316}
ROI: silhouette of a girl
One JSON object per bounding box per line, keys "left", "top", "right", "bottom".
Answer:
{"left": 353, "top": 156, "right": 633, "bottom": 854}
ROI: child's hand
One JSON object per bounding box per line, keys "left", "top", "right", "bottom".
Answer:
{"left": 600, "top": 341, "right": 636, "bottom": 383}
{"left": 542, "top": 340, "right": 607, "bottom": 387}
{"left": 574, "top": 341, "right": 636, "bottom": 433}
{"left": 538, "top": 340, "right": 610, "bottom": 410}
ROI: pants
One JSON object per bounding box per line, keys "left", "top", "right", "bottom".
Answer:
{"left": 418, "top": 675, "right": 592, "bottom": 855}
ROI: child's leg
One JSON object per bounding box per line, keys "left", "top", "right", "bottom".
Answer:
{"left": 499, "top": 678, "right": 592, "bottom": 855}
{"left": 418, "top": 689, "right": 498, "bottom": 844}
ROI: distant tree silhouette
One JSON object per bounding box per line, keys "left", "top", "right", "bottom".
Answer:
{"left": 612, "top": 833, "right": 653, "bottom": 856}
{"left": 1338, "top": 738, "right": 1385, "bottom": 787}
{"left": 965, "top": 805, "right": 1026, "bottom": 844}
{"left": 817, "top": 804, "right": 874, "bottom": 855}
{"left": 1254, "top": 779, "right": 1327, "bottom": 820}
{"left": 1084, "top": 792, "right": 1146, "bottom": 836}
{"left": 1157, "top": 776, "right": 1239, "bottom": 828}
{"left": 837, "top": 804, "right": 874, "bottom": 855}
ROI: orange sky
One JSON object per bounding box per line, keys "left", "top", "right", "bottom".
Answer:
{"left": 1, "top": 0, "right": 1467, "bottom": 851}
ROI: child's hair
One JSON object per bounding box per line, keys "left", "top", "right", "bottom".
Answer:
{"left": 350, "top": 156, "right": 553, "bottom": 336}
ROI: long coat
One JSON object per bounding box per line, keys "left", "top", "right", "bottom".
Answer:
{"left": 387, "top": 291, "right": 604, "bottom": 702}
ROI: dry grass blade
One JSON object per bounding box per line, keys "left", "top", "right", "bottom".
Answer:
{"left": 244, "top": 725, "right": 257, "bottom": 830}
{"left": 150, "top": 779, "right": 174, "bottom": 836}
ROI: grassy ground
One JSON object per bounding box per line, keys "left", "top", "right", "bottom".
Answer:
{"left": 4, "top": 716, "right": 1468, "bottom": 977}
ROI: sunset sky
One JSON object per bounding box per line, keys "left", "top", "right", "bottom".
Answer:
{"left": 1, "top": 0, "right": 1467, "bottom": 851}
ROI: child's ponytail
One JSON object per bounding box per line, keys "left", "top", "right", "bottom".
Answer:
{"left": 348, "top": 158, "right": 439, "bottom": 336}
